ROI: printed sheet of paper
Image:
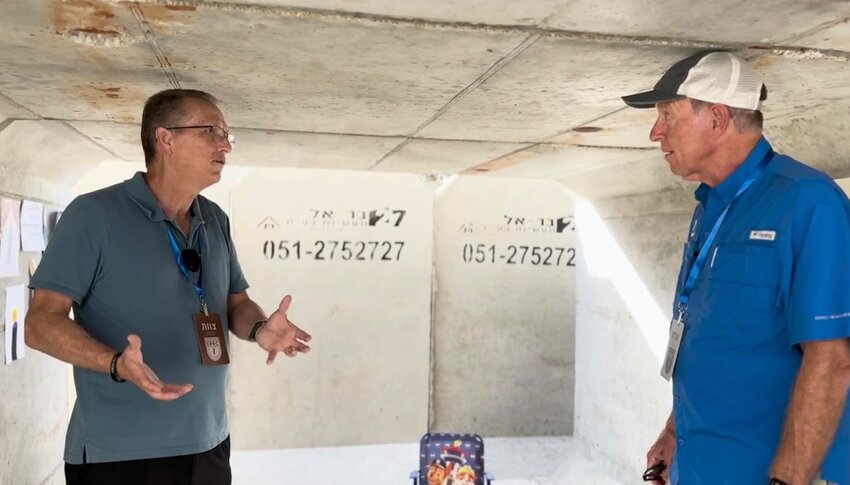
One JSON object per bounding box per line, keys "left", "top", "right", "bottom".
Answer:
{"left": 20, "top": 200, "right": 46, "bottom": 252}
{"left": 5, "top": 284, "right": 26, "bottom": 364}
{"left": 0, "top": 199, "right": 21, "bottom": 277}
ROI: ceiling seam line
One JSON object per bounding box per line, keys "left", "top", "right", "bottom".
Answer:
{"left": 368, "top": 138, "right": 413, "bottom": 170}
{"left": 773, "top": 16, "right": 850, "bottom": 46}
{"left": 461, "top": 106, "right": 634, "bottom": 174}
{"left": 368, "top": 33, "right": 541, "bottom": 170}
{"left": 0, "top": 91, "right": 41, "bottom": 118}
{"left": 59, "top": 121, "right": 128, "bottom": 161}
{"left": 409, "top": 33, "right": 541, "bottom": 137}
{"left": 129, "top": 2, "right": 182, "bottom": 89}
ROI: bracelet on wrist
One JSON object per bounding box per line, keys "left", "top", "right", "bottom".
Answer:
{"left": 110, "top": 352, "right": 126, "bottom": 383}
{"left": 248, "top": 319, "right": 267, "bottom": 342}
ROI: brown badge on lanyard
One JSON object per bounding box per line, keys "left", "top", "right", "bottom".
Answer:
{"left": 166, "top": 228, "right": 229, "bottom": 366}
{"left": 193, "top": 311, "right": 230, "bottom": 366}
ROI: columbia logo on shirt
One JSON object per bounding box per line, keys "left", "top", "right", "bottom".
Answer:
{"left": 749, "top": 230, "right": 776, "bottom": 241}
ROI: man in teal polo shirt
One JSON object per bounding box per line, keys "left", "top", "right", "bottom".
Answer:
{"left": 25, "top": 89, "right": 312, "bottom": 484}
{"left": 623, "top": 51, "right": 850, "bottom": 484}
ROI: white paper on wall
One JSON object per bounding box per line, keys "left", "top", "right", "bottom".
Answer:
{"left": 0, "top": 198, "right": 21, "bottom": 277}
{"left": 20, "top": 200, "right": 46, "bottom": 252}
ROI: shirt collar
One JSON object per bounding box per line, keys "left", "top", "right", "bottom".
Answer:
{"left": 124, "top": 171, "right": 206, "bottom": 224}
{"left": 694, "top": 136, "right": 772, "bottom": 205}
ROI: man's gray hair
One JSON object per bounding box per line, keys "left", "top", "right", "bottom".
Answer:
{"left": 689, "top": 98, "right": 763, "bottom": 133}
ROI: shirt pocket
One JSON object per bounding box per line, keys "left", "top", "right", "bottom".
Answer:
{"left": 701, "top": 242, "right": 782, "bottom": 330}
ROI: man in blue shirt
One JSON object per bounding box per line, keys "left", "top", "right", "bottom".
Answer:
{"left": 25, "top": 89, "right": 313, "bottom": 485}
{"left": 623, "top": 51, "right": 850, "bottom": 484}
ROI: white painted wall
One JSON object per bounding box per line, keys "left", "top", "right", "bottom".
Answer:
{"left": 228, "top": 168, "right": 434, "bottom": 449}
{"left": 432, "top": 176, "right": 576, "bottom": 436}
{"left": 571, "top": 188, "right": 695, "bottom": 482}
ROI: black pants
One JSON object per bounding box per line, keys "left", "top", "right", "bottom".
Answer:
{"left": 65, "top": 437, "right": 231, "bottom": 485}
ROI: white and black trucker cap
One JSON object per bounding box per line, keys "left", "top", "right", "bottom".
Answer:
{"left": 622, "top": 51, "right": 767, "bottom": 110}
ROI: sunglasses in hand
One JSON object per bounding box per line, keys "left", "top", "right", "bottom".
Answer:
{"left": 643, "top": 463, "right": 667, "bottom": 482}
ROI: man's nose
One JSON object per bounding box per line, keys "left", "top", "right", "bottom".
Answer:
{"left": 649, "top": 118, "right": 664, "bottom": 142}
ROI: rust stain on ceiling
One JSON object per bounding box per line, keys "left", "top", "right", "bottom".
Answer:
{"left": 163, "top": 4, "right": 197, "bottom": 12}
{"left": 462, "top": 145, "right": 548, "bottom": 174}
{"left": 51, "top": 0, "right": 124, "bottom": 36}
{"left": 135, "top": 2, "right": 197, "bottom": 25}
{"left": 68, "top": 82, "right": 147, "bottom": 123}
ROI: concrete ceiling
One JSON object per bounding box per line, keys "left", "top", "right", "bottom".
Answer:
{"left": 1, "top": 0, "right": 850, "bottom": 200}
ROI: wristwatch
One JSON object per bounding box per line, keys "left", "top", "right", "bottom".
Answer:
{"left": 248, "top": 319, "right": 267, "bottom": 342}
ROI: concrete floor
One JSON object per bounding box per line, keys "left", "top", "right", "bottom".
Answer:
{"left": 231, "top": 436, "right": 625, "bottom": 485}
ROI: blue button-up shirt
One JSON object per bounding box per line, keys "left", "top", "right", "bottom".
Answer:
{"left": 669, "top": 137, "right": 850, "bottom": 484}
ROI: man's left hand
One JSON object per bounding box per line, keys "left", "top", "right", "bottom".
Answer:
{"left": 256, "top": 295, "right": 312, "bottom": 364}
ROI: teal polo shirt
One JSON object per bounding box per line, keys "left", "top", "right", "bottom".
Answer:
{"left": 30, "top": 172, "right": 248, "bottom": 464}
{"left": 669, "top": 138, "right": 850, "bottom": 484}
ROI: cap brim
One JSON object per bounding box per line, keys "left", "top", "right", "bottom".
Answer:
{"left": 621, "top": 90, "right": 683, "bottom": 108}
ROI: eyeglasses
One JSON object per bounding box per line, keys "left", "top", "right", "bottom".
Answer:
{"left": 180, "top": 249, "right": 201, "bottom": 273}
{"left": 166, "top": 125, "right": 235, "bottom": 146}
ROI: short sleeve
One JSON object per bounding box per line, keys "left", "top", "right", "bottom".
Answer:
{"left": 787, "top": 189, "right": 850, "bottom": 344}
{"left": 29, "top": 195, "right": 108, "bottom": 304}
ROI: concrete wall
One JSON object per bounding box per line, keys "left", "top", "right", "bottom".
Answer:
{"left": 226, "top": 169, "right": 577, "bottom": 449}
{"left": 0, "top": 120, "right": 109, "bottom": 485}
{"left": 571, "top": 187, "right": 698, "bottom": 482}
{"left": 228, "top": 168, "right": 435, "bottom": 449}
{"left": 432, "top": 176, "right": 576, "bottom": 436}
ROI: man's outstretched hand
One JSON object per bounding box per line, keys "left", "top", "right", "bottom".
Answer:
{"left": 255, "top": 295, "right": 312, "bottom": 364}
{"left": 118, "top": 334, "right": 193, "bottom": 400}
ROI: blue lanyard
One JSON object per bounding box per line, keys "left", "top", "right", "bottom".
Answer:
{"left": 677, "top": 142, "right": 772, "bottom": 316}
{"left": 166, "top": 229, "right": 208, "bottom": 315}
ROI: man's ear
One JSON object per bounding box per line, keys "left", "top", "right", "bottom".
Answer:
{"left": 709, "top": 104, "right": 732, "bottom": 133}
{"left": 155, "top": 127, "right": 175, "bottom": 156}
